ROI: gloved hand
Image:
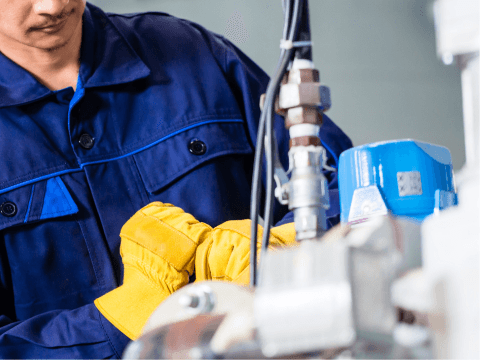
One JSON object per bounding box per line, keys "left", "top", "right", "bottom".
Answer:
{"left": 95, "top": 202, "right": 296, "bottom": 339}
{"left": 94, "top": 202, "right": 212, "bottom": 340}
{"left": 195, "top": 220, "right": 297, "bottom": 285}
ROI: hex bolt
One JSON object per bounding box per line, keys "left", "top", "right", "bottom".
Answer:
{"left": 179, "top": 294, "right": 200, "bottom": 309}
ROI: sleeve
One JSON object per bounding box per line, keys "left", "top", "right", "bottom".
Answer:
{"left": 203, "top": 32, "right": 353, "bottom": 228}
{"left": 0, "top": 238, "right": 130, "bottom": 359}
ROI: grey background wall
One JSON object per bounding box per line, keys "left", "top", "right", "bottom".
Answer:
{"left": 88, "top": 0, "right": 465, "bottom": 169}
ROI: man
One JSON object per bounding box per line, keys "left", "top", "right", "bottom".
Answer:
{"left": 0, "top": 0, "right": 352, "bottom": 357}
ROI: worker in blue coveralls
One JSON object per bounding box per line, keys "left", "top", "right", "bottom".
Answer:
{"left": 0, "top": 0, "right": 352, "bottom": 358}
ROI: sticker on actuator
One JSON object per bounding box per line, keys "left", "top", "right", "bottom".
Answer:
{"left": 397, "top": 171, "right": 422, "bottom": 196}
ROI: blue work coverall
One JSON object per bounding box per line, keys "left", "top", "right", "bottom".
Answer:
{"left": 0, "top": 3, "right": 352, "bottom": 358}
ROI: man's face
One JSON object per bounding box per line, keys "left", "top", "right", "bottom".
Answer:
{"left": 0, "top": 0, "right": 86, "bottom": 52}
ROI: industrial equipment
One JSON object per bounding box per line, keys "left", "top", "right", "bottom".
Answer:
{"left": 339, "top": 140, "right": 457, "bottom": 224}
{"left": 124, "top": 0, "right": 479, "bottom": 358}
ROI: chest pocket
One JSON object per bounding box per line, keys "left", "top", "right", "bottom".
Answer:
{"left": 133, "top": 120, "right": 254, "bottom": 193}
{"left": 0, "top": 177, "right": 101, "bottom": 320}
{"left": 0, "top": 176, "right": 78, "bottom": 229}
{"left": 132, "top": 120, "right": 255, "bottom": 225}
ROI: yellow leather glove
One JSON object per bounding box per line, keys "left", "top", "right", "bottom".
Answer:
{"left": 195, "top": 220, "right": 297, "bottom": 285}
{"left": 95, "top": 202, "right": 296, "bottom": 339}
{"left": 94, "top": 202, "right": 212, "bottom": 340}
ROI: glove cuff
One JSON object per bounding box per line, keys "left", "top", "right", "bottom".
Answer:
{"left": 94, "top": 266, "right": 172, "bottom": 340}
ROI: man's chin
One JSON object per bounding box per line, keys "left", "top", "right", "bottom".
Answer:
{"left": 28, "top": 15, "right": 82, "bottom": 52}
{"left": 28, "top": 34, "right": 74, "bottom": 52}
{"left": 43, "top": 41, "right": 69, "bottom": 52}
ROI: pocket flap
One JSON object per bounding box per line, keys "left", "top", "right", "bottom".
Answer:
{"left": 134, "top": 120, "right": 253, "bottom": 193}
{"left": 0, "top": 176, "right": 78, "bottom": 231}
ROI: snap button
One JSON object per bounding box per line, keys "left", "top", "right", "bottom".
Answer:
{"left": 188, "top": 139, "right": 207, "bottom": 155}
{"left": 79, "top": 133, "right": 95, "bottom": 149}
{"left": 0, "top": 201, "right": 17, "bottom": 217}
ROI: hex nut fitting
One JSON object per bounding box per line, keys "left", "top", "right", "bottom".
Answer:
{"left": 288, "top": 68, "right": 320, "bottom": 84}
{"left": 286, "top": 107, "right": 323, "bottom": 128}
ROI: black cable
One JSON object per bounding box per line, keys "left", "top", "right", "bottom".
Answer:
{"left": 249, "top": 89, "right": 284, "bottom": 287}
{"left": 249, "top": 101, "right": 266, "bottom": 287}
{"left": 259, "top": 52, "right": 291, "bottom": 272}
{"left": 260, "top": 0, "right": 303, "bottom": 258}
{"left": 249, "top": 76, "right": 280, "bottom": 287}
{"left": 282, "top": 0, "right": 292, "bottom": 41}
{"left": 249, "top": 2, "right": 292, "bottom": 287}
{"left": 271, "top": 0, "right": 292, "bottom": 79}
{"left": 250, "top": 0, "right": 303, "bottom": 287}
{"left": 250, "top": 0, "right": 306, "bottom": 287}
{"left": 289, "top": 0, "right": 304, "bottom": 45}
{"left": 295, "top": 0, "right": 312, "bottom": 61}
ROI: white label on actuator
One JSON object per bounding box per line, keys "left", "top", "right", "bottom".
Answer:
{"left": 397, "top": 171, "right": 423, "bottom": 196}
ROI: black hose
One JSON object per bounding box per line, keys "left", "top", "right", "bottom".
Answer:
{"left": 249, "top": 100, "right": 266, "bottom": 287}
{"left": 259, "top": 51, "right": 291, "bottom": 274}
{"left": 282, "top": 0, "right": 292, "bottom": 41}
{"left": 259, "top": 0, "right": 303, "bottom": 263}
{"left": 295, "top": 0, "right": 312, "bottom": 61}
{"left": 250, "top": 0, "right": 306, "bottom": 287}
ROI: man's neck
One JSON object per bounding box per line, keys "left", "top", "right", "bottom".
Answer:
{"left": 0, "top": 21, "right": 82, "bottom": 91}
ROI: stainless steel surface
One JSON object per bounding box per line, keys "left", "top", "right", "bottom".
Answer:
{"left": 127, "top": 282, "right": 256, "bottom": 359}
{"left": 177, "top": 285, "right": 216, "bottom": 315}
{"left": 254, "top": 215, "right": 424, "bottom": 358}
{"left": 123, "top": 314, "right": 225, "bottom": 359}
{"left": 348, "top": 219, "right": 401, "bottom": 337}
{"left": 255, "top": 240, "right": 355, "bottom": 357}
{"left": 286, "top": 146, "right": 330, "bottom": 239}
{"left": 143, "top": 282, "right": 253, "bottom": 335}
{"left": 293, "top": 207, "right": 327, "bottom": 240}
{"left": 347, "top": 186, "right": 388, "bottom": 224}
{"left": 273, "top": 56, "right": 332, "bottom": 242}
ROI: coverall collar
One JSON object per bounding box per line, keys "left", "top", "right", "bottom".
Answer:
{"left": 0, "top": 3, "right": 153, "bottom": 108}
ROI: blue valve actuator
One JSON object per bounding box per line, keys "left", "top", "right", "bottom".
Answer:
{"left": 338, "top": 139, "right": 457, "bottom": 224}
